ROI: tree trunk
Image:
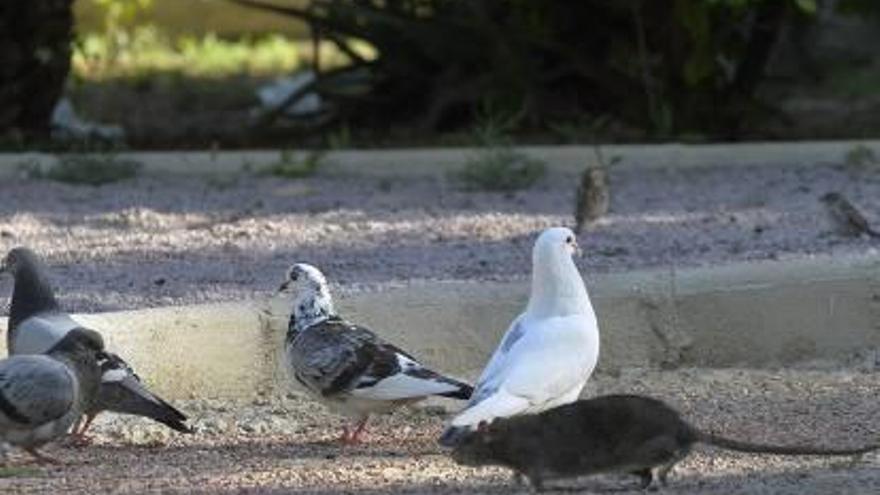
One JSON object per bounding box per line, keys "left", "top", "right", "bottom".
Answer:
{"left": 0, "top": 0, "right": 73, "bottom": 142}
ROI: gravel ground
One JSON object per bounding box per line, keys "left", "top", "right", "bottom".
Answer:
{"left": 1, "top": 367, "right": 878, "bottom": 494}
{"left": 2, "top": 162, "right": 880, "bottom": 312}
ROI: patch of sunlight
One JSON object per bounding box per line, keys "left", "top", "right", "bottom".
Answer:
{"left": 72, "top": 26, "right": 375, "bottom": 81}
{"left": 613, "top": 208, "right": 782, "bottom": 226}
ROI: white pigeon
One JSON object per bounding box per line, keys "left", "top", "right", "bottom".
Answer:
{"left": 439, "top": 227, "right": 600, "bottom": 445}
{"left": 1, "top": 247, "right": 192, "bottom": 438}
{"left": 279, "top": 263, "right": 474, "bottom": 444}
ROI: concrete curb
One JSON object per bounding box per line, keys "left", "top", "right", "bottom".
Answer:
{"left": 1, "top": 140, "right": 878, "bottom": 179}
{"left": 3, "top": 253, "right": 878, "bottom": 400}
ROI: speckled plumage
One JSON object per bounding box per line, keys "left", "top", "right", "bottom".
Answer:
{"left": 280, "top": 263, "right": 473, "bottom": 443}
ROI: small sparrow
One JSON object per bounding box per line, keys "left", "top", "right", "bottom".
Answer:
{"left": 574, "top": 167, "right": 609, "bottom": 234}
{"left": 820, "top": 192, "right": 880, "bottom": 238}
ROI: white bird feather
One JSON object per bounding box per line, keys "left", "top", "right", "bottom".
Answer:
{"left": 444, "top": 227, "right": 600, "bottom": 435}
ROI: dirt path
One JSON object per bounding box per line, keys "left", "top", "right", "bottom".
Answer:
{"left": 2, "top": 368, "right": 878, "bottom": 494}
{"left": 2, "top": 162, "right": 880, "bottom": 312}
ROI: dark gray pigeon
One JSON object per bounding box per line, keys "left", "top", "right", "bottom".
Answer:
{"left": 0, "top": 327, "right": 104, "bottom": 463}
{"left": 1, "top": 247, "right": 192, "bottom": 437}
{"left": 279, "top": 263, "right": 473, "bottom": 444}
{"left": 71, "top": 351, "right": 191, "bottom": 435}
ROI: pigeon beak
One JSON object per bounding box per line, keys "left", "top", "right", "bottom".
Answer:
{"left": 278, "top": 281, "right": 290, "bottom": 292}
{"left": 572, "top": 239, "right": 583, "bottom": 257}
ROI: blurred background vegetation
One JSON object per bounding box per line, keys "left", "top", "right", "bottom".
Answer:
{"left": 1, "top": 0, "right": 879, "bottom": 150}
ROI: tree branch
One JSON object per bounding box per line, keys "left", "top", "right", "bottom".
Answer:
{"left": 227, "top": 0, "right": 359, "bottom": 36}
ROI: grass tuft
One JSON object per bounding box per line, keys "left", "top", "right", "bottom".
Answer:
{"left": 23, "top": 154, "right": 141, "bottom": 185}
{"left": 261, "top": 150, "right": 326, "bottom": 179}
{"left": 456, "top": 147, "right": 546, "bottom": 192}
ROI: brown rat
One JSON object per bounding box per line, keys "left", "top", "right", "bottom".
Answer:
{"left": 451, "top": 394, "right": 878, "bottom": 491}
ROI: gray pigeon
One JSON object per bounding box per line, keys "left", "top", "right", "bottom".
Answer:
{"left": 1, "top": 247, "right": 192, "bottom": 437}
{"left": 279, "top": 263, "right": 473, "bottom": 444}
{"left": 0, "top": 327, "right": 104, "bottom": 463}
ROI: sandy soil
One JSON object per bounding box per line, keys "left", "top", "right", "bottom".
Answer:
{"left": 2, "top": 162, "right": 880, "bottom": 312}
{"left": 1, "top": 367, "right": 878, "bottom": 494}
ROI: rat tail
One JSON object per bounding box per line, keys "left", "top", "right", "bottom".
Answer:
{"left": 700, "top": 432, "right": 878, "bottom": 456}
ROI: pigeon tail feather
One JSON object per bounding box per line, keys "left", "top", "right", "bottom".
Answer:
{"left": 449, "top": 389, "right": 530, "bottom": 428}
{"left": 436, "top": 382, "right": 473, "bottom": 400}
{"left": 103, "top": 378, "right": 192, "bottom": 433}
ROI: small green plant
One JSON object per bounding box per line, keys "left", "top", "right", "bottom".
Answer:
{"left": 844, "top": 144, "right": 878, "bottom": 169}
{"left": 262, "top": 149, "right": 325, "bottom": 179}
{"left": 549, "top": 114, "right": 613, "bottom": 145}
{"left": 23, "top": 154, "right": 141, "bottom": 185}
{"left": 457, "top": 147, "right": 546, "bottom": 192}
{"left": 592, "top": 144, "right": 622, "bottom": 170}
{"left": 0, "top": 466, "right": 42, "bottom": 478}
{"left": 455, "top": 105, "right": 545, "bottom": 191}
{"left": 325, "top": 125, "right": 352, "bottom": 150}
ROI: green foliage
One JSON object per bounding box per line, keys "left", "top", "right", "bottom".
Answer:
{"left": 453, "top": 104, "right": 545, "bottom": 191}
{"left": 0, "top": 466, "right": 42, "bottom": 478}
{"left": 457, "top": 147, "right": 546, "bottom": 192}
{"left": 91, "top": 0, "right": 153, "bottom": 31}
{"left": 824, "top": 63, "right": 880, "bottom": 99}
{"left": 837, "top": 0, "right": 880, "bottom": 16}
{"left": 23, "top": 154, "right": 142, "bottom": 185}
{"left": 231, "top": 0, "right": 817, "bottom": 137}
{"left": 73, "top": 27, "right": 301, "bottom": 80}
{"left": 844, "top": 144, "right": 878, "bottom": 169}
{"left": 261, "top": 149, "right": 325, "bottom": 179}
{"left": 325, "top": 125, "right": 352, "bottom": 150}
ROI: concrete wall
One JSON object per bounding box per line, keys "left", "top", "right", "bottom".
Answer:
{"left": 2, "top": 140, "right": 880, "bottom": 179}
{"left": 3, "top": 253, "right": 878, "bottom": 400}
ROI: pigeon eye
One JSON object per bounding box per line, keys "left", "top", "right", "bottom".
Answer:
{"left": 565, "top": 236, "right": 573, "bottom": 244}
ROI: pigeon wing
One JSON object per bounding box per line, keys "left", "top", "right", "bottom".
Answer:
{"left": 288, "top": 319, "right": 471, "bottom": 401}
{"left": 10, "top": 312, "right": 82, "bottom": 355}
{"left": 467, "top": 313, "right": 526, "bottom": 406}
{"left": 287, "top": 319, "right": 382, "bottom": 397}
{"left": 349, "top": 350, "right": 472, "bottom": 401}
{"left": 94, "top": 353, "right": 191, "bottom": 433}
{"left": 0, "top": 355, "right": 74, "bottom": 426}
{"left": 450, "top": 314, "right": 599, "bottom": 427}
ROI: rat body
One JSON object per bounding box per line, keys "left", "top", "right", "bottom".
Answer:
{"left": 452, "top": 394, "right": 877, "bottom": 491}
